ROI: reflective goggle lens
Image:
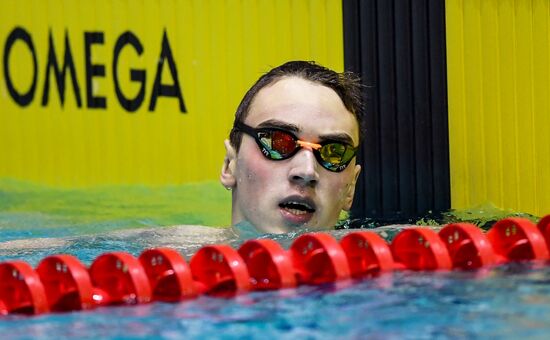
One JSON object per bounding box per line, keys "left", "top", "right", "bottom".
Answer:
{"left": 319, "top": 143, "right": 356, "bottom": 171}
{"left": 259, "top": 130, "right": 296, "bottom": 159}
{"left": 320, "top": 143, "right": 346, "bottom": 163}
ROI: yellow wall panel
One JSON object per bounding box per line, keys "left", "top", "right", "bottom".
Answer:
{"left": 0, "top": 0, "right": 344, "bottom": 187}
{"left": 446, "top": 0, "right": 550, "bottom": 216}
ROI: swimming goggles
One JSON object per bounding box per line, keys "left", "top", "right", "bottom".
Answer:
{"left": 235, "top": 121, "right": 358, "bottom": 172}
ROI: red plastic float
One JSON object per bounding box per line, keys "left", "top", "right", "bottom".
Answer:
{"left": 289, "top": 233, "right": 350, "bottom": 285}
{"left": 36, "top": 255, "right": 94, "bottom": 311}
{"left": 189, "top": 245, "right": 250, "bottom": 296}
{"left": 340, "top": 231, "right": 395, "bottom": 278}
{"left": 0, "top": 261, "right": 49, "bottom": 314}
{"left": 89, "top": 252, "right": 152, "bottom": 305}
{"left": 391, "top": 228, "right": 452, "bottom": 270}
{"left": 238, "top": 239, "right": 296, "bottom": 290}
{"left": 537, "top": 214, "right": 550, "bottom": 251}
{"left": 0, "top": 299, "right": 6, "bottom": 315}
{"left": 139, "top": 248, "right": 197, "bottom": 302}
{"left": 439, "top": 223, "right": 497, "bottom": 269}
{"left": 487, "top": 217, "right": 549, "bottom": 261}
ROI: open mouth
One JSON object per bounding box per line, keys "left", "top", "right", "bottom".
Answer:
{"left": 278, "top": 196, "right": 316, "bottom": 216}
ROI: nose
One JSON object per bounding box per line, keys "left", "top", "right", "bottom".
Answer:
{"left": 288, "top": 148, "right": 319, "bottom": 187}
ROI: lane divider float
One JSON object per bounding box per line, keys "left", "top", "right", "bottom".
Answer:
{"left": 0, "top": 216, "right": 548, "bottom": 316}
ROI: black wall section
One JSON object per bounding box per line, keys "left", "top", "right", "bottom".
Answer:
{"left": 343, "top": 0, "right": 450, "bottom": 222}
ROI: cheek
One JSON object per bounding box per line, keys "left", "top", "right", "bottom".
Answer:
{"left": 236, "top": 147, "right": 275, "bottom": 194}
{"left": 321, "top": 172, "right": 355, "bottom": 203}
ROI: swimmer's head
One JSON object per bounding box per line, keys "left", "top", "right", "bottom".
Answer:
{"left": 221, "top": 61, "right": 363, "bottom": 234}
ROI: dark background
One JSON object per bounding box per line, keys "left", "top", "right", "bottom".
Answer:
{"left": 344, "top": 0, "right": 450, "bottom": 224}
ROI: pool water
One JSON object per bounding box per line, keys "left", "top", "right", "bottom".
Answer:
{"left": 3, "top": 251, "right": 550, "bottom": 339}
{"left": 1, "top": 180, "right": 549, "bottom": 339}
{"left": 0, "top": 179, "right": 232, "bottom": 239}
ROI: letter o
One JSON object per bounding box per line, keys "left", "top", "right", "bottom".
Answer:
{"left": 3, "top": 27, "right": 38, "bottom": 106}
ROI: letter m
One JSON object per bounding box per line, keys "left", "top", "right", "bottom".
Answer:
{"left": 42, "top": 29, "right": 82, "bottom": 107}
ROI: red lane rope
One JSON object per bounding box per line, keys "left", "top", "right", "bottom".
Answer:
{"left": 439, "top": 223, "right": 498, "bottom": 269}
{"left": 1, "top": 215, "right": 549, "bottom": 316}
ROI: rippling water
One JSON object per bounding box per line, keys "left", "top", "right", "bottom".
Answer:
{"left": 3, "top": 261, "right": 550, "bottom": 339}
{"left": 1, "top": 179, "right": 548, "bottom": 339}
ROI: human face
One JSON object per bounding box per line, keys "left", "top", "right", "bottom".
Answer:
{"left": 221, "top": 76, "right": 361, "bottom": 233}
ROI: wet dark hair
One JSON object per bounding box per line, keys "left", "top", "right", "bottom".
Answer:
{"left": 229, "top": 60, "right": 364, "bottom": 150}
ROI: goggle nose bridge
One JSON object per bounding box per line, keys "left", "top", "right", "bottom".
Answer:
{"left": 296, "top": 140, "right": 322, "bottom": 151}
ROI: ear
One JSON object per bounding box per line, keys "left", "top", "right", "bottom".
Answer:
{"left": 220, "top": 139, "right": 237, "bottom": 189}
{"left": 342, "top": 164, "right": 361, "bottom": 211}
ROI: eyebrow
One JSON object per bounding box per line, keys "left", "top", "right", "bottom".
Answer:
{"left": 256, "top": 119, "right": 301, "bottom": 133}
{"left": 319, "top": 133, "right": 356, "bottom": 146}
{"left": 255, "top": 119, "right": 356, "bottom": 146}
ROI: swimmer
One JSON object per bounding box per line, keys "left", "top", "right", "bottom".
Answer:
{"left": 221, "top": 61, "right": 364, "bottom": 234}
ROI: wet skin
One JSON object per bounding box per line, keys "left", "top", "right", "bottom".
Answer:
{"left": 221, "top": 76, "right": 361, "bottom": 234}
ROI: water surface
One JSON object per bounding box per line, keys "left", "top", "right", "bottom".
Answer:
{"left": 1, "top": 179, "right": 548, "bottom": 339}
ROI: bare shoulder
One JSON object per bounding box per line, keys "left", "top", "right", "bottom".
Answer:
{"left": 0, "top": 237, "right": 70, "bottom": 250}
{"left": 0, "top": 225, "right": 238, "bottom": 254}
{"left": 113, "top": 225, "right": 238, "bottom": 247}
